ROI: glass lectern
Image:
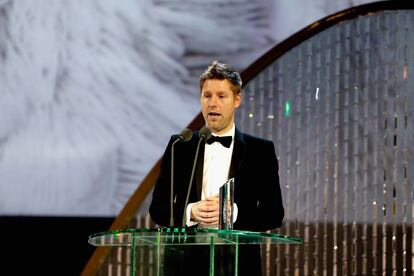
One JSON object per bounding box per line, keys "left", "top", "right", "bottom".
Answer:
{"left": 89, "top": 227, "right": 302, "bottom": 276}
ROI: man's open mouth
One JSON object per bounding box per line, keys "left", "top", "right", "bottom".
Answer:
{"left": 208, "top": 112, "right": 220, "bottom": 117}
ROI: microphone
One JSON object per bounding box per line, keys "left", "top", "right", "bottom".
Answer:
{"left": 199, "top": 126, "right": 212, "bottom": 141}
{"left": 175, "top": 128, "right": 193, "bottom": 143}
{"left": 170, "top": 128, "right": 193, "bottom": 227}
{"left": 182, "top": 126, "right": 211, "bottom": 227}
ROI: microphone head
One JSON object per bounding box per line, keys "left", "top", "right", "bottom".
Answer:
{"left": 199, "top": 126, "right": 212, "bottom": 140}
{"left": 179, "top": 128, "right": 193, "bottom": 142}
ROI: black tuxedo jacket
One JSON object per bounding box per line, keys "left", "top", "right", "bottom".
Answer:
{"left": 149, "top": 128, "right": 284, "bottom": 276}
{"left": 150, "top": 128, "right": 284, "bottom": 230}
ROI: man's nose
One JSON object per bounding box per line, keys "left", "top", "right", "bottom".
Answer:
{"left": 209, "top": 95, "right": 219, "bottom": 106}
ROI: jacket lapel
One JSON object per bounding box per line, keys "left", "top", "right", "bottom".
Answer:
{"left": 228, "top": 128, "right": 246, "bottom": 179}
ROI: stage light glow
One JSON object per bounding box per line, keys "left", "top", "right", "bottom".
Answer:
{"left": 285, "top": 101, "right": 291, "bottom": 117}
{"left": 403, "top": 64, "right": 407, "bottom": 80}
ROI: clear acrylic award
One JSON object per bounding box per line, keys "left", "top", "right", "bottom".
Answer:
{"left": 219, "top": 178, "right": 234, "bottom": 230}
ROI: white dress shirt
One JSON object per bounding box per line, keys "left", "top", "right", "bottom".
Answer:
{"left": 186, "top": 123, "right": 238, "bottom": 227}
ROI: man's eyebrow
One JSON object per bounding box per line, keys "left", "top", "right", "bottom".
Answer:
{"left": 201, "top": 89, "right": 232, "bottom": 94}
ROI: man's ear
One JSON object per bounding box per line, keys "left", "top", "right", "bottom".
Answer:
{"left": 235, "top": 93, "right": 242, "bottom": 108}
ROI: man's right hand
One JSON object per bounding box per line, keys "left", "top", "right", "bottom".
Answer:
{"left": 190, "top": 196, "right": 219, "bottom": 226}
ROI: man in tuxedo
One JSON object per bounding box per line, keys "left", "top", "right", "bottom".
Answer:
{"left": 149, "top": 61, "right": 284, "bottom": 275}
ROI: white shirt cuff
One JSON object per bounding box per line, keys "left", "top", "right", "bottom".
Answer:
{"left": 186, "top": 203, "right": 199, "bottom": 227}
{"left": 232, "top": 203, "right": 238, "bottom": 223}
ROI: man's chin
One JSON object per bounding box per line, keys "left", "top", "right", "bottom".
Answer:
{"left": 206, "top": 121, "right": 219, "bottom": 129}
{"left": 206, "top": 125, "right": 223, "bottom": 134}
{"left": 206, "top": 124, "right": 217, "bottom": 131}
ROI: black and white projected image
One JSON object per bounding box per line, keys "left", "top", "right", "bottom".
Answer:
{"left": 0, "top": 0, "right": 378, "bottom": 216}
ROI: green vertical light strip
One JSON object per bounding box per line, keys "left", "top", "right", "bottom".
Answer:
{"left": 285, "top": 100, "right": 291, "bottom": 117}
{"left": 131, "top": 234, "right": 136, "bottom": 276}
{"left": 209, "top": 236, "right": 215, "bottom": 276}
{"left": 156, "top": 232, "right": 161, "bottom": 276}
{"left": 234, "top": 236, "right": 239, "bottom": 276}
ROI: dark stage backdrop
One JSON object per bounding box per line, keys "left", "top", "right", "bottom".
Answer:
{"left": 238, "top": 6, "right": 414, "bottom": 275}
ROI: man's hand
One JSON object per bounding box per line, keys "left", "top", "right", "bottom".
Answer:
{"left": 190, "top": 196, "right": 219, "bottom": 226}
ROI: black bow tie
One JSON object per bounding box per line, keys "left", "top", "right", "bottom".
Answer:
{"left": 206, "top": 135, "right": 232, "bottom": 148}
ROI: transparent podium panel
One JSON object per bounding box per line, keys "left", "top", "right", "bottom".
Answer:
{"left": 89, "top": 228, "right": 303, "bottom": 276}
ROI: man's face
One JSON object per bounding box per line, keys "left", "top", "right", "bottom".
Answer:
{"left": 200, "top": 79, "right": 241, "bottom": 135}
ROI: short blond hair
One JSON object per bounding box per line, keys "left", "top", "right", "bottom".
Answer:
{"left": 199, "top": 61, "right": 242, "bottom": 95}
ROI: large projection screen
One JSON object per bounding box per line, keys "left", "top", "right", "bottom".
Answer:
{"left": 0, "top": 0, "right": 377, "bottom": 217}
